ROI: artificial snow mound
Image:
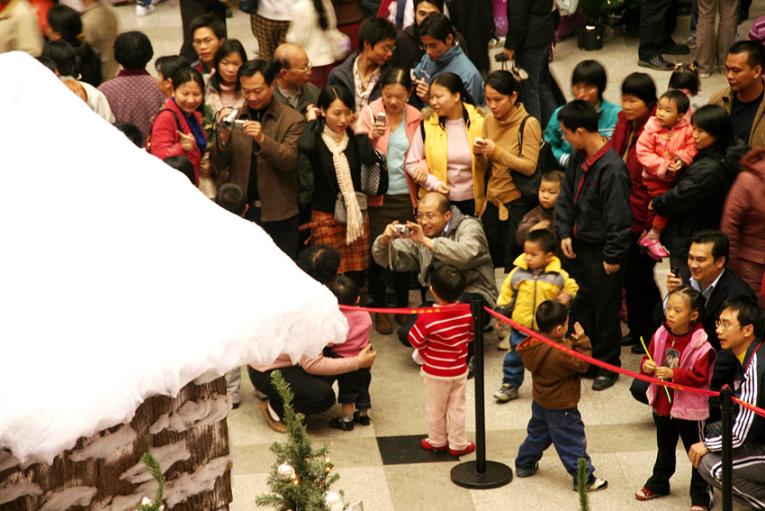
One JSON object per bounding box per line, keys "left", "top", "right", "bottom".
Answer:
{"left": 0, "top": 52, "right": 348, "bottom": 464}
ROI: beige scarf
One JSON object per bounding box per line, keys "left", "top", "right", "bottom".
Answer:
{"left": 321, "top": 126, "right": 364, "bottom": 244}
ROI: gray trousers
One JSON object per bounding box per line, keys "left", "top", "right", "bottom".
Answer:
{"left": 695, "top": 0, "right": 739, "bottom": 74}
{"left": 698, "top": 442, "right": 765, "bottom": 509}
{"left": 225, "top": 367, "right": 242, "bottom": 405}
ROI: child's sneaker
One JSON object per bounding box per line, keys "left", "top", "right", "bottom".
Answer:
{"left": 494, "top": 383, "right": 519, "bottom": 402}
{"left": 515, "top": 462, "right": 538, "bottom": 478}
{"left": 420, "top": 438, "right": 448, "bottom": 452}
{"left": 135, "top": 3, "right": 154, "bottom": 16}
{"left": 449, "top": 442, "right": 476, "bottom": 456}
{"left": 639, "top": 236, "right": 670, "bottom": 260}
{"left": 497, "top": 333, "right": 510, "bottom": 350}
{"left": 353, "top": 410, "right": 371, "bottom": 426}
{"left": 329, "top": 417, "right": 354, "bottom": 431}
{"left": 583, "top": 477, "right": 608, "bottom": 492}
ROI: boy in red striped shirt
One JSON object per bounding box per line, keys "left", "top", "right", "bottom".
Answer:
{"left": 408, "top": 265, "right": 476, "bottom": 457}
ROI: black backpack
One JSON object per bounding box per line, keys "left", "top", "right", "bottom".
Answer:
{"left": 514, "top": 115, "right": 560, "bottom": 199}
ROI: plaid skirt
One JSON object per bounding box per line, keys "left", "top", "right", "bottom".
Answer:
{"left": 303, "top": 210, "right": 369, "bottom": 273}
{"left": 249, "top": 14, "right": 290, "bottom": 61}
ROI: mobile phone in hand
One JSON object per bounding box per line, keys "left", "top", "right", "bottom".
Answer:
{"left": 670, "top": 265, "right": 679, "bottom": 277}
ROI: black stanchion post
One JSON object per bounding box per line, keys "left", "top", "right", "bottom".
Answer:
{"left": 450, "top": 298, "right": 513, "bottom": 489}
{"left": 721, "top": 385, "right": 733, "bottom": 511}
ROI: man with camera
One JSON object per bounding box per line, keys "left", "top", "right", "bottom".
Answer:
{"left": 372, "top": 192, "right": 497, "bottom": 347}
{"left": 211, "top": 59, "right": 305, "bottom": 259}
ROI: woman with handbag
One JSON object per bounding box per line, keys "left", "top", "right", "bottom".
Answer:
{"left": 357, "top": 68, "right": 423, "bottom": 334}
{"left": 475, "top": 70, "right": 541, "bottom": 270}
{"left": 405, "top": 72, "right": 484, "bottom": 217}
{"left": 286, "top": 0, "right": 350, "bottom": 88}
{"left": 299, "top": 84, "right": 376, "bottom": 285}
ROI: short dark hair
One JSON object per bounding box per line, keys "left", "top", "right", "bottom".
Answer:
{"left": 297, "top": 245, "right": 340, "bottom": 285}
{"left": 722, "top": 296, "right": 763, "bottom": 339}
{"left": 691, "top": 230, "right": 730, "bottom": 262}
{"left": 216, "top": 183, "right": 246, "bottom": 215}
{"left": 524, "top": 229, "right": 557, "bottom": 254}
{"left": 669, "top": 63, "right": 700, "bottom": 96}
{"left": 414, "top": 0, "right": 445, "bottom": 12}
{"left": 155, "top": 55, "right": 191, "bottom": 81}
{"left": 430, "top": 264, "right": 466, "bottom": 302}
{"left": 163, "top": 156, "right": 195, "bottom": 184}
{"left": 170, "top": 66, "right": 205, "bottom": 94}
{"left": 380, "top": 66, "right": 413, "bottom": 91}
{"left": 328, "top": 275, "right": 360, "bottom": 306}
{"left": 238, "top": 58, "right": 278, "bottom": 86}
{"left": 535, "top": 300, "right": 569, "bottom": 334}
{"left": 540, "top": 169, "right": 565, "bottom": 185}
{"left": 571, "top": 60, "right": 607, "bottom": 98}
{"left": 114, "top": 122, "right": 144, "bottom": 147}
{"left": 668, "top": 285, "right": 706, "bottom": 321}
{"left": 418, "top": 12, "right": 453, "bottom": 42}
{"left": 358, "top": 16, "right": 396, "bottom": 48}
{"left": 728, "top": 40, "right": 765, "bottom": 69}
{"left": 209, "top": 39, "right": 248, "bottom": 92}
{"left": 42, "top": 40, "right": 78, "bottom": 77}
{"left": 47, "top": 5, "right": 82, "bottom": 42}
{"left": 189, "top": 13, "right": 226, "bottom": 40}
{"left": 114, "top": 31, "right": 153, "bottom": 70}
{"left": 691, "top": 105, "right": 733, "bottom": 150}
{"left": 621, "top": 72, "right": 657, "bottom": 109}
{"left": 317, "top": 83, "right": 356, "bottom": 112}
{"left": 558, "top": 99, "right": 599, "bottom": 133}
{"left": 37, "top": 56, "right": 57, "bottom": 72}
{"left": 660, "top": 89, "right": 691, "bottom": 115}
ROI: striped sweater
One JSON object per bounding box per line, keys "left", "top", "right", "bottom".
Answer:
{"left": 704, "top": 341, "right": 765, "bottom": 451}
{"left": 408, "top": 308, "right": 474, "bottom": 378}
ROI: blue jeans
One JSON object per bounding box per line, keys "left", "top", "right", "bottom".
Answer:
{"left": 501, "top": 329, "right": 528, "bottom": 388}
{"left": 516, "top": 401, "right": 595, "bottom": 484}
{"left": 515, "top": 45, "right": 558, "bottom": 128}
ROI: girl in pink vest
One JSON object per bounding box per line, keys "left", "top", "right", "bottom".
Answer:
{"left": 635, "top": 286, "right": 715, "bottom": 511}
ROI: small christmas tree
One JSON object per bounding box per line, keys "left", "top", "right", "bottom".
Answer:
{"left": 256, "top": 370, "right": 343, "bottom": 511}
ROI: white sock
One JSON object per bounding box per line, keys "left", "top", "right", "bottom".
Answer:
{"left": 266, "top": 401, "right": 281, "bottom": 422}
{"left": 412, "top": 349, "right": 424, "bottom": 365}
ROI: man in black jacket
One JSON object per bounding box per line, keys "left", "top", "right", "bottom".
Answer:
{"left": 554, "top": 100, "right": 632, "bottom": 391}
{"left": 663, "top": 231, "right": 757, "bottom": 412}
{"left": 689, "top": 297, "right": 765, "bottom": 509}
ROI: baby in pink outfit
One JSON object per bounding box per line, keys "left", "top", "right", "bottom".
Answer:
{"left": 636, "top": 90, "right": 697, "bottom": 260}
{"left": 327, "top": 275, "right": 373, "bottom": 431}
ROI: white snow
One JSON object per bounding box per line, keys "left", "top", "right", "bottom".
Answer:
{"left": 0, "top": 52, "right": 349, "bottom": 464}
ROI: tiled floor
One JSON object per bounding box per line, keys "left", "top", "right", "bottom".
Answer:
{"left": 106, "top": 3, "right": 763, "bottom": 509}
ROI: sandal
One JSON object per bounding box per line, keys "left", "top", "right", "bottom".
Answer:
{"left": 690, "top": 506, "right": 709, "bottom": 511}
{"left": 634, "top": 487, "right": 662, "bottom": 501}
{"left": 639, "top": 236, "right": 670, "bottom": 260}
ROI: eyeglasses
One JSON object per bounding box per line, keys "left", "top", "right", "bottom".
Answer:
{"left": 572, "top": 84, "right": 597, "bottom": 94}
{"left": 415, "top": 212, "right": 440, "bottom": 222}
{"left": 290, "top": 62, "right": 313, "bottom": 74}
{"left": 715, "top": 319, "right": 740, "bottom": 331}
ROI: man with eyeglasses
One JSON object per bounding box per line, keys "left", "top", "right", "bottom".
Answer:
{"left": 328, "top": 17, "right": 397, "bottom": 112}
{"left": 688, "top": 296, "right": 765, "bottom": 510}
{"left": 372, "top": 192, "right": 497, "bottom": 350}
{"left": 662, "top": 230, "right": 756, "bottom": 415}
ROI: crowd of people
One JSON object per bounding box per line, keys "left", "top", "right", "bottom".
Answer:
{"left": 2, "top": 0, "right": 765, "bottom": 508}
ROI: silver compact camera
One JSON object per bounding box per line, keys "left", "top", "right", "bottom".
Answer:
{"left": 221, "top": 108, "right": 245, "bottom": 129}
{"left": 394, "top": 224, "right": 409, "bottom": 236}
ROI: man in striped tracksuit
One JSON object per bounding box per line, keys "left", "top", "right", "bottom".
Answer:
{"left": 688, "top": 296, "right": 765, "bottom": 510}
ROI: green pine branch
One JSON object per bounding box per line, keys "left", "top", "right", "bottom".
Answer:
{"left": 136, "top": 452, "right": 165, "bottom": 511}
{"left": 256, "top": 370, "right": 343, "bottom": 511}
{"left": 577, "top": 458, "right": 589, "bottom": 511}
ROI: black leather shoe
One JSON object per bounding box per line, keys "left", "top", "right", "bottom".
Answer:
{"left": 621, "top": 333, "right": 637, "bottom": 346}
{"left": 592, "top": 372, "right": 619, "bottom": 391}
{"left": 638, "top": 55, "right": 675, "bottom": 71}
{"left": 661, "top": 40, "right": 691, "bottom": 55}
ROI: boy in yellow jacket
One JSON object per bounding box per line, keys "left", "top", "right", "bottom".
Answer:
{"left": 494, "top": 228, "right": 579, "bottom": 402}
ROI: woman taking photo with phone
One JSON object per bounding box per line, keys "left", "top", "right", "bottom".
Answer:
{"left": 405, "top": 72, "right": 485, "bottom": 217}
{"left": 357, "top": 67, "right": 423, "bottom": 334}
{"left": 476, "top": 70, "right": 541, "bottom": 269}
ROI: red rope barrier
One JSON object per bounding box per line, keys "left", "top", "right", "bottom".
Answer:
{"left": 334, "top": 303, "right": 765, "bottom": 419}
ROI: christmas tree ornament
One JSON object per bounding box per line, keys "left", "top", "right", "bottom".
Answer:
{"left": 277, "top": 462, "right": 296, "bottom": 481}
{"left": 324, "top": 491, "right": 343, "bottom": 511}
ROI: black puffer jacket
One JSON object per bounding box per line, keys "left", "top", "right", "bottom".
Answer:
{"left": 505, "top": 0, "right": 556, "bottom": 51}
{"left": 652, "top": 145, "right": 733, "bottom": 260}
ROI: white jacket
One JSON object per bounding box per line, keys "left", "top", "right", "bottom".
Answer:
{"left": 286, "top": 0, "right": 343, "bottom": 67}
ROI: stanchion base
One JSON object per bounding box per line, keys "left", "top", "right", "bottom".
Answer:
{"left": 450, "top": 460, "right": 513, "bottom": 489}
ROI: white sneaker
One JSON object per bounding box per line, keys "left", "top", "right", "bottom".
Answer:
{"left": 135, "top": 3, "right": 154, "bottom": 16}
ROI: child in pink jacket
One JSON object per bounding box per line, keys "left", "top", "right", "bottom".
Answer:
{"left": 636, "top": 90, "right": 697, "bottom": 260}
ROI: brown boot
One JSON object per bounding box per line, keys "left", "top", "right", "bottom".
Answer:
{"left": 375, "top": 313, "right": 393, "bottom": 335}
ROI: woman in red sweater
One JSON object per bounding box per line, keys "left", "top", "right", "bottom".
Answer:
{"left": 148, "top": 67, "right": 207, "bottom": 185}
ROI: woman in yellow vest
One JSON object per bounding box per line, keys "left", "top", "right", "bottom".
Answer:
{"left": 405, "top": 72, "right": 486, "bottom": 216}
